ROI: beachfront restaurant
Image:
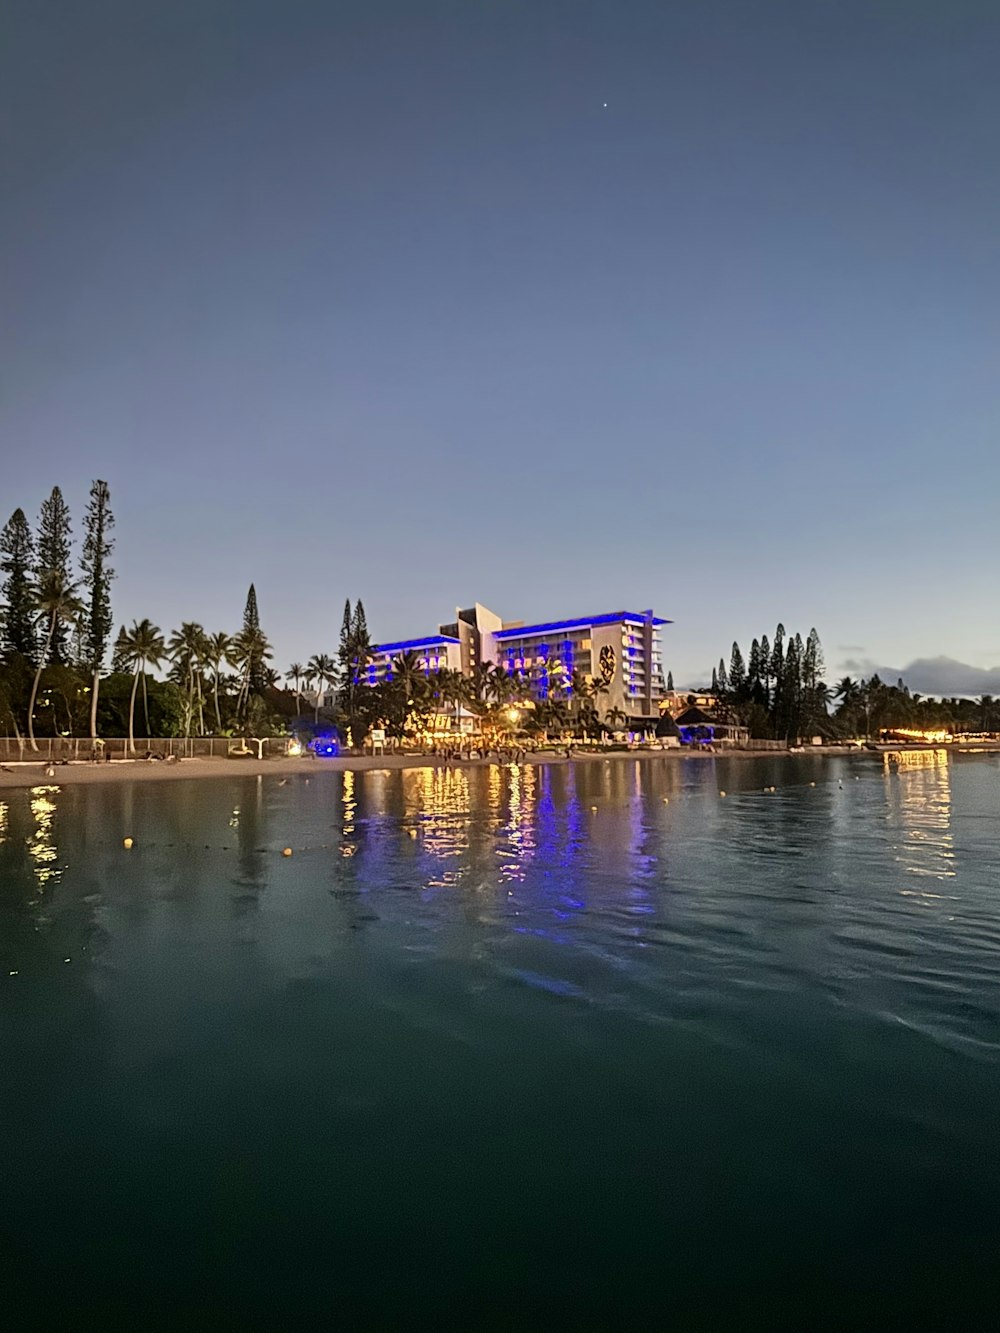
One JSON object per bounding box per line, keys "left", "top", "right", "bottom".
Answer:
{"left": 674, "top": 705, "right": 749, "bottom": 749}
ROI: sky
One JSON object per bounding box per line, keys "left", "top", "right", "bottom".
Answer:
{"left": 2, "top": 0, "right": 999, "bottom": 690}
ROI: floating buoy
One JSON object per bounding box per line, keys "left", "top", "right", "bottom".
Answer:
{"left": 282, "top": 847, "right": 293, "bottom": 857}
{"left": 123, "top": 837, "right": 133, "bottom": 850}
{"left": 63, "top": 958, "right": 71, "bottom": 964}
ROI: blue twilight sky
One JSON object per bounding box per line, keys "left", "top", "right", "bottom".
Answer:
{"left": 2, "top": 0, "right": 999, "bottom": 690}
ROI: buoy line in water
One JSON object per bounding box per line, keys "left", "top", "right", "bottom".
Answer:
{"left": 84, "top": 775, "right": 867, "bottom": 855}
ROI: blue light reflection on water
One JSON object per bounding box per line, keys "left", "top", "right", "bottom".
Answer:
{"left": 2, "top": 753, "right": 1000, "bottom": 1326}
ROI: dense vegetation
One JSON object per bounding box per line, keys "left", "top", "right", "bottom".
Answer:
{"left": 3, "top": 487, "right": 995, "bottom": 749}
{"left": 709, "top": 625, "right": 999, "bottom": 740}
{"left": 0, "top": 484, "right": 297, "bottom": 748}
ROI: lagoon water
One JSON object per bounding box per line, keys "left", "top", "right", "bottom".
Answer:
{"left": 3, "top": 753, "right": 1000, "bottom": 1327}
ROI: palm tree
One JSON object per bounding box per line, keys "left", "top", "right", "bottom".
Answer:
{"left": 28, "top": 571, "right": 83, "bottom": 751}
{"left": 486, "top": 663, "right": 514, "bottom": 707}
{"left": 205, "top": 632, "right": 230, "bottom": 733}
{"left": 230, "top": 627, "right": 273, "bottom": 732}
{"left": 307, "top": 653, "right": 336, "bottom": 723}
{"left": 834, "top": 676, "right": 860, "bottom": 708}
{"left": 286, "top": 662, "right": 305, "bottom": 713}
{"left": 604, "top": 706, "right": 628, "bottom": 735}
{"left": 390, "top": 651, "right": 426, "bottom": 705}
{"left": 168, "top": 622, "right": 208, "bottom": 737}
{"left": 120, "top": 619, "right": 166, "bottom": 753}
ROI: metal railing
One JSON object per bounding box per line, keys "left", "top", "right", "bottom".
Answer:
{"left": 0, "top": 736, "right": 284, "bottom": 763}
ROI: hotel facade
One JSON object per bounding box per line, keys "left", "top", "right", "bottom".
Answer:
{"left": 369, "top": 604, "right": 670, "bottom": 727}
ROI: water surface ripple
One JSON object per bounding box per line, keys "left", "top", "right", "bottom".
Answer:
{"left": 2, "top": 753, "right": 1000, "bottom": 1327}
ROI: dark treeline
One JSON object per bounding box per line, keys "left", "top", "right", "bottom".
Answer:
{"left": 5, "top": 487, "right": 996, "bottom": 750}
{"left": 710, "top": 625, "right": 827, "bottom": 742}
{"left": 0, "top": 484, "right": 299, "bottom": 750}
{"left": 709, "top": 624, "right": 1000, "bottom": 740}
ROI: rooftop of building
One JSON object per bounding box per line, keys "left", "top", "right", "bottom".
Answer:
{"left": 493, "top": 611, "right": 670, "bottom": 641}
{"left": 373, "top": 634, "right": 461, "bottom": 655}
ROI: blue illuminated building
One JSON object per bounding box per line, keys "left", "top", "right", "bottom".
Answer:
{"left": 363, "top": 604, "right": 670, "bottom": 728}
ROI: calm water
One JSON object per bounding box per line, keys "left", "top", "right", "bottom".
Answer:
{"left": 3, "top": 753, "right": 1000, "bottom": 1328}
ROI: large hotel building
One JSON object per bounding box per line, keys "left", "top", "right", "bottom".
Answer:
{"left": 370, "top": 604, "right": 670, "bottom": 727}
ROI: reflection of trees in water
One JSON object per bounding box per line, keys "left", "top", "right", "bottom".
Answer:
{"left": 234, "top": 774, "right": 267, "bottom": 889}
{"left": 322, "top": 770, "right": 381, "bottom": 933}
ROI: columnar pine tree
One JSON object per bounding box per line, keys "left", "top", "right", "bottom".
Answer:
{"left": 728, "top": 643, "right": 746, "bottom": 698}
{"left": 759, "top": 634, "right": 771, "bottom": 705}
{"left": 352, "top": 600, "right": 369, "bottom": 669}
{"left": 234, "top": 584, "right": 270, "bottom": 731}
{"left": 243, "top": 584, "right": 266, "bottom": 693}
{"left": 0, "top": 508, "right": 37, "bottom": 661}
{"left": 770, "top": 624, "right": 785, "bottom": 726}
{"left": 747, "top": 639, "right": 761, "bottom": 694}
{"left": 666, "top": 670, "right": 674, "bottom": 691}
{"left": 80, "top": 480, "right": 115, "bottom": 738}
{"left": 712, "top": 624, "right": 827, "bottom": 741}
{"left": 336, "top": 598, "right": 353, "bottom": 691}
{"left": 35, "top": 487, "right": 74, "bottom": 665}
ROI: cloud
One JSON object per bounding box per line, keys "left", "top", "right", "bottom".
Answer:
{"left": 838, "top": 656, "right": 1000, "bottom": 697}
{"left": 836, "top": 644, "right": 867, "bottom": 654}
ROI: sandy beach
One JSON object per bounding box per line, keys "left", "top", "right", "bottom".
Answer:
{"left": 0, "top": 744, "right": 871, "bottom": 790}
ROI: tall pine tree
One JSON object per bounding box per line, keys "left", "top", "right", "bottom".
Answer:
{"left": 35, "top": 486, "right": 73, "bottom": 665}
{"left": 80, "top": 480, "right": 115, "bottom": 738}
{"left": 336, "top": 599, "right": 353, "bottom": 705}
{"left": 728, "top": 643, "right": 746, "bottom": 699}
{"left": 1, "top": 508, "right": 36, "bottom": 662}
{"left": 770, "top": 624, "right": 785, "bottom": 726}
{"left": 351, "top": 599, "right": 369, "bottom": 677}
{"left": 242, "top": 584, "right": 267, "bottom": 695}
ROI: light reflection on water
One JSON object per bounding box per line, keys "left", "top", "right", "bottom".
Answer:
{"left": 28, "top": 784, "right": 61, "bottom": 891}
{"left": 884, "top": 749, "right": 957, "bottom": 888}
{"left": 3, "top": 755, "right": 1000, "bottom": 1326}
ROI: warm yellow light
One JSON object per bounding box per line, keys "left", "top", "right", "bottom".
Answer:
{"left": 506, "top": 706, "right": 521, "bottom": 723}
{"left": 287, "top": 739, "right": 304, "bottom": 757}
{"left": 889, "top": 727, "right": 951, "bottom": 744}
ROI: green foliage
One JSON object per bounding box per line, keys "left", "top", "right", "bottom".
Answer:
{"left": 35, "top": 486, "right": 73, "bottom": 666}
{"left": 80, "top": 480, "right": 115, "bottom": 673}
{"left": 714, "top": 624, "right": 829, "bottom": 742}
{"left": 1, "top": 508, "right": 37, "bottom": 662}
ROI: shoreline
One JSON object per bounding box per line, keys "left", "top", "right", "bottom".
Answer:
{"left": 0, "top": 744, "right": 873, "bottom": 789}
